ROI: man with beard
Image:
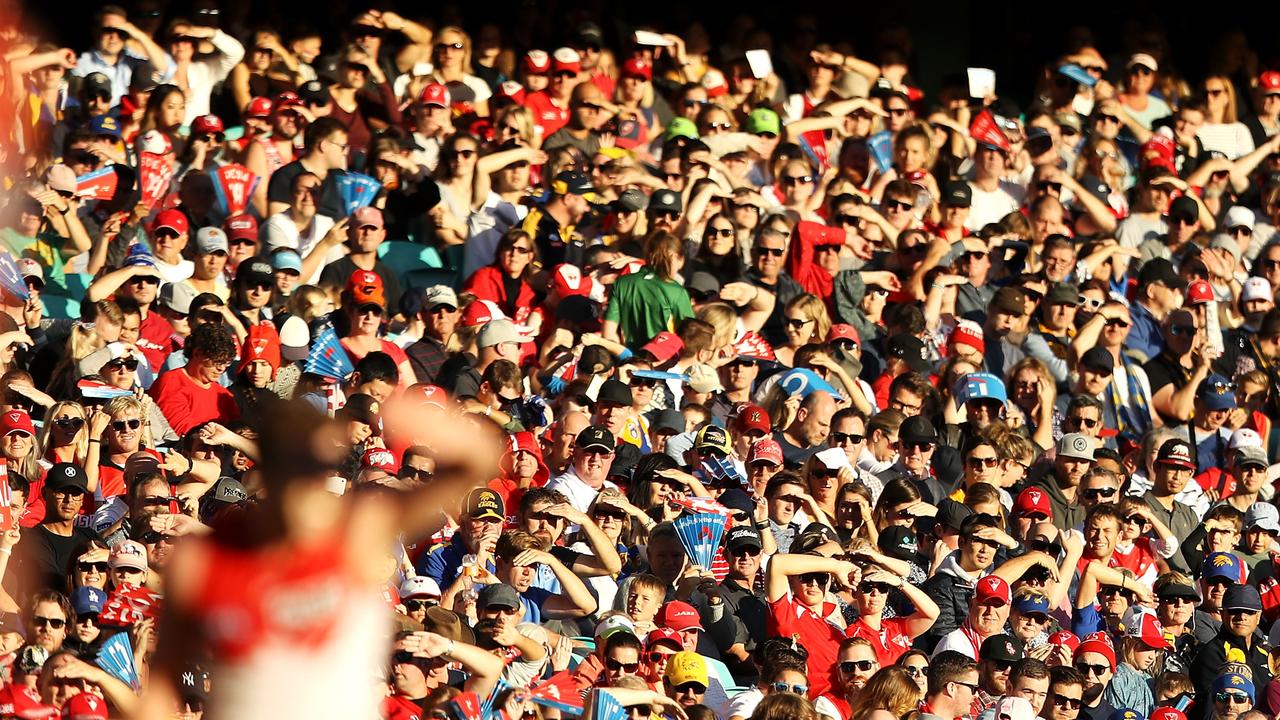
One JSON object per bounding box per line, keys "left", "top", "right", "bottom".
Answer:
{"left": 1030, "top": 433, "right": 1096, "bottom": 533}
{"left": 920, "top": 651, "right": 981, "bottom": 720}
{"left": 1139, "top": 439, "right": 1201, "bottom": 573}
{"left": 546, "top": 426, "right": 617, "bottom": 514}
{"left": 1190, "top": 585, "right": 1271, "bottom": 707}
{"left": 977, "top": 658, "right": 1052, "bottom": 720}
{"left": 514, "top": 487, "right": 622, "bottom": 591}
{"left": 473, "top": 583, "right": 549, "bottom": 686}
{"left": 244, "top": 92, "right": 305, "bottom": 215}
{"left": 973, "top": 635, "right": 1025, "bottom": 716}
{"left": 820, "top": 638, "right": 880, "bottom": 718}
{"left": 983, "top": 286, "right": 1066, "bottom": 385}
{"left": 1046, "top": 666, "right": 1085, "bottom": 720}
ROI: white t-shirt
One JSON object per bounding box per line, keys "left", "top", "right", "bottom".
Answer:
{"left": 154, "top": 257, "right": 194, "bottom": 284}
{"left": 965, "top": 181, "right": 1025, "bottom": 230}
{"left": 545, "top": 467, "right": 616, "bottom": 514}
{"left": 262, "top": 212, "right": 339, "bottom": 284}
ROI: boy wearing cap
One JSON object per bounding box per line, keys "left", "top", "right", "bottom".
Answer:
{"left": 86, "top": 253, "right": 176, "bottom": 372}
{"left": 184, "top": 228, "right": 231, "bottom": 300}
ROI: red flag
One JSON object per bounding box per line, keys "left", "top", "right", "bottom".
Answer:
{"left": 969, "top": 110, "right": 1011, "bottom": 153}
{"left": 75, "top": 167, "right": 120, "bottom": 201}
{"left": 138, "top": 152, "right": 174, "bottom": 209}
{"left": 212, "top": 164, "right": 260, "bottom": 216}
{"left": 99, "top": 584, "right": 163, "bottom": 627}
{"left": 529, "top": 670, "right": 586, "bottom": 713}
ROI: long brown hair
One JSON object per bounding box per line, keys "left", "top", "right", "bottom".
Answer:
{"left": 643, "top": 231, "right": 683, "bottom": 281}
{"left": 849, "top": 667, "right": 923, "bottom": 720}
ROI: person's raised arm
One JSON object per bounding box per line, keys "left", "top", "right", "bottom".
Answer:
{"left": 764, "top": 553, "right": 855, "bottom": 602}
{"left": 516, "top": 548, "right": 597, "bottom": 618}
{"left": 402, "top": 631, "right": 506, "bottom": 698}
{"left": 547, "top": 502, "right": 623, "bottom": 575}
{"left": 86, "top": 263, "right": 144, "bottom": 302}
{"left": 103, "top": 14, "right": 172, "bottom": 76}
{"left": 299, "top": 218, "right": 349, "bottom": 282}
{"left": 1229, "top": 133, "right": 1280, "bottom": 193}
{"left": 1053, "top": 169, "right": 1117, "bottom": 234}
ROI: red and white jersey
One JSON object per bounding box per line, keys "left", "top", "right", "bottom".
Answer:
{"left": 254, "top": 135, "right": 292, "bottom": 177}
{"left": 191, "top": 532, "right": 387, "bottom": 720}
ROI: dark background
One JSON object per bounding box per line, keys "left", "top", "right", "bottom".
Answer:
{"left": 16, "top": 0, "right": 1280, "bottom": 109}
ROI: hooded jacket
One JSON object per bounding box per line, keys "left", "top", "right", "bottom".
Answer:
{"left": 488, "top": 431, "right": 550, "bottom": 513}
{"left": 917, "top": 551, "right": 984, "bottom": 652}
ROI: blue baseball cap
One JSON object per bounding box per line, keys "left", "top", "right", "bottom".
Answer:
{"left": 71, "top": 586, "right": 105, "bottom": 616}
{"left": 88, "top": 114, "right": 122, "bottom": 138}
{"left": 956, "top": 372, "right": 1007, "bottom": 405}
{"left": 1203, "top": 552, "right": 1245, "bottom": 583}
{"left": 270, "top": 248, "right": 302, "bottom": 275}
{"left": 1108, "top": 709, "right": 1142, "bottom": 720}
{"left": 1198, "top": 373, "right": 1237, "bottom": 411}
{"left": 1012, "top": 593, "right": 1051, "bottom": 616}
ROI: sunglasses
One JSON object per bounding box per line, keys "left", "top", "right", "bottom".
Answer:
{"left": 831, "top": 432, "right": 864, "bottom": 444}
{"left": 857, "top": 582, "right": 891, "bottom": 595}
{"left": 1053, "top": 695, "right": 1082, "bottom": 710}
{"left": 673, "top": 682, "right": 707, "bottom": 694}
{"left": 705, "top": 227, "right": 734, "bottom": 239}
{"left": 111, "top": 419, "right": 142, "bottom": 431}
{"left": 606, "top": 658, "right": 640, "bottom": 673}
{"left": 798, "top": 572, "right": 830, "bottom": 586}
{"left": 786, "top": 318, "right": 813, "bottom": 330}
{"left": 33, "top": 616, "right": 65, "bottom": 629}
{"left": 884, "top": 198, "right": 914, "bottom": 212}
{"left": 129, "top": 276, "right": 160, "bottom": 286}
{"left": 53, "top": 417, "right": 85, "bottom": 431}
{"left": 1124, "top": 514, "right": 1149, "bottom": 527}
{"left": 902, "top": 664, "right": 928, "bottom": 677}
{"left": 230, "top": 238, "right": 257, "bottom": 247}
{"left": 1028, "top": 539, "right": 1062, "bottom": 556}
{"left": 1068, "top": 416, "right": 1099, "bottom": 429}
{"left": 1038, "top": 181, "right": 1064, "bottom": 192}
{"left": 1169, "top": 324, "right": 1197, "bottom": 336}
{"left": 1082, "top": 487, "right": 1117, "bottom": 500}
{"left": 76, "top": 613, "right": 99, "bottom": 626}
{"left": 435, "top": 42, "right": 465, "bottom": 51}
{"left": 1104, "top": 318, "right": 1131, "bottom": 329}
{"left": 1075, "top": 661, "right": 1111, "bottom": 676}
{"left": 967, "top": 456, "right": 1000, "bottom": 469}
{"left": 1215, "top": 693, "right": 1250, "bottom": 705}
{"left": 770, "top": 682, "right": 808, "bottom": 694}
{"left": 782, "top": 175, "right": 814, "bottom": 186}
{"left": 105, "top": 358, "right": 140, "bottom": 372}
{"left": 78, "top": 561, "right": 109, "bottom": 573}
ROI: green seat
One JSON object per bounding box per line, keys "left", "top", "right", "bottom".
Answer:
{"left": 377, "top": 241, "right": 444, "bottom": 289}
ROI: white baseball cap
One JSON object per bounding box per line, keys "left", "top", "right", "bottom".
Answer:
{"left": 1243, "top": 277, "right": 1273, "bottom": 303}
{"left": 399, "top": 576, "right": 442, "bottom": 599}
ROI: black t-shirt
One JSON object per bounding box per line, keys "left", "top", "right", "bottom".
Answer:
{"left": 1143, "top": 351, "right": 1189, "bottom": 398}
{"left": 266, "top": 161, "right": 346, "bottom": 219}
{"left": 15, "top": 523, "right": 99, "bottom": 595}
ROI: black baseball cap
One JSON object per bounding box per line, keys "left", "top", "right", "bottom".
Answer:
{"left": 597, "top": 379, "right": 633, "bottom": 407}
{"left": 979, "top": 634, "right": 1025, "bottom": 663}
{"left": 463, "top": 487, "right": 505, "bottom": 522}
{"left": 46, "top": 462, "right": 89, "bottom": 492}
{"left": 887, "top": 334, "right": 931, "bottom": 374}
{"left": 899, "top": 416, "right": 938, "bottom": 445}
{"left": 942, "top": 180, "right": 972, "bottom": 208}
{"left": 1080, "top": 347, "right": 1115, "bottom": 375}
{"left": 575, "top": 426, "right": 615, "bottom": 452}
{"left": 726, "top": 526, "right": 763, "bottom": 553}
{"left": 1138, "top": 258, "right": 1187, "bottom": 290}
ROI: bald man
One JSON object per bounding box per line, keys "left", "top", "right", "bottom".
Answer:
{"left": 774, "top": 390, "right": 838, "bottom": 467}
{"left": 548, "top": 411, "right": 591, "bottom": 475}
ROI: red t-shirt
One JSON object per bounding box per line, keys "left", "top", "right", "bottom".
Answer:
{"left": 524, "top": 91, "right": 569, "bottom": 138}
{"left": 136, "top": 311, "right": 176, "bottom": 372}
{"left": 847, "top": 616, "right": 915, "bottom": 666}
{"left": 18, "top": 465, "right": 47, "bottom": 528}
{"left": 148, "top": 368, "right": 240, "bottom": 436}
{"left": 767, "top": 593, "right": 849, "bottom": 699}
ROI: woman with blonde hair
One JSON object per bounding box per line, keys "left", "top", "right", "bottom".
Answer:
{"left": 493, "top": 104, "right": 539, "bottom": 148}
{"left": 1006, "top": 357, "right": 1057, "bottom": 450}
{"left": 286, "top": 285, "right": 333, "bottom": 323}
{"left": 778, "top": 293, "right": 830, "bottom": 367}
{"left": 1199, "top": 74, "right": 1255, "bottom": 158}
{"left": 45, "top": 300, "right": 125, "bottom": 399}
{"left": 429, "top": 26, "right": 492, "bottom": 117}
{"left": 848, "top": 666, "right": 924, "bottom": 720}
{"left": 37, "top": 402, "right": 90, "bottom": 468}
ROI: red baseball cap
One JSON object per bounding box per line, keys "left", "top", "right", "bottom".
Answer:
{"left": 1123, "top": 608, "right": 1171, "bottom": 649}
{"left": 417, "top": 83, "right": 451, "bottom": 108}
{"left": 1151, "top": 708, "right": 1187, "bottom": 720}
{"left": 1014, "top": 487, "right": 1052, "bottom": 519}
{"left": 656, "top": 600, "right": 704, "bottom": 632}
{"left": 273, "top": 91, "right": 303, "bottom": 113}
{"left": 406, "top": 383, "right": 449, "bottom": 409}
{"left": 552, "top": 47, "right": 581, "bottom": 74}
{"left": 646, "top": 627, "right": 683, "bottom": 651}
{"left": 2, "top": 410, "right": 35, "bottom": 437}
{"left": 245, "top": 96, "right": 273, "bottom": 118}
{"left": 551, "top": 263, "right": 594, "bottom": 298}
{"left": 828, "top": 324, "right": 860, "bottom": 345}
{"left": 734, "top": 404, "right": 771, "bottom": 436}
{"left": 152, "top": 208, "right": 189, "bottom": 235}
{"left": 191, "top": 114, "right": 225, "bottom": 136}
{"left": 1186, "top": 279, "right": 1214, "bottom": 305}
{"left": 361, "top": 446, "right": 399, "bottom": 473}
{"left": 641, "top": 331, "right": 684, "bottom": 363}
{"left": 224, "top": 213, "right": 258, "bottom": 243}
{"left": 1048, "top": 630, "right": 1080, "bottom": 652}
{"left": 61, "top": 691, "right": 109, "bottom": 720}
{"left": 747, "top": 438, "right": 784, "bottom": 466}
{"left": 622, "top": 58, "right": 653, "bottom": 81}
{"left": 461, "top": 299, "right": 504, "bottom": 327}
{"left": 346, "top": 270, "right": 386, "bottom": 308}
{"left": 1262, "top": 71, "right": 1280, "bottom": 93}
{"left": 524, "top": 50, "right": 551, "bottom": 74}
{"left": 497, "top": 81, "right": 526, "bottom": 105}
{"left": 974, "top": 575, "right": 1011, "bottom": 606}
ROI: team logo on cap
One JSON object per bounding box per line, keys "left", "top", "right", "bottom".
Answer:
{"left": 1027, "top": 490, "right": 1041, "bottom": 504}
{"left": 1068, "top": 436, "right": 1089, "bottom": 453}
{"left": 64, "top": 466, "right": 76, "bottom": 477}
{"left": 985, "top": 578, "right": 1001, "bottom": 592}
{"left": 1231, "top": 676, "right": 1245, "bottom": 686}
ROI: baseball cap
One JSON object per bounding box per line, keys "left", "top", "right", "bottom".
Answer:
{"left": 828, "top": 324, "right": 860, "bottom": 345}
{"left": 685, "top": 364, "right": 723, "bottom": 394}
{"left": 1203, "top": 551, "right": 1246, "bottom": 582}
{"left": 195, "top": 227, "right": 229, "bottom": 255}
{"left": 665, "top": 117, "right": 698, "bottom": 141}
{"left": 955, "top": 372, "right": 1007, "bottom": 406}
{"left": 725, "top": 526, "right": 763, "bottom": 554}
{"left": 657, "top": 601, "right": 704, "bottom": 631}
{"left": 1057, "top": 433, "right": 1096, "bottom": 462}
{"left": 1138, "top": 258, "right": 1187, "bottom": 289}
{"left": 877, "top": 526, "right": 921, "bottom": 563}
{"left": 734, "top": 404, "right": 771, "bottom": 436}
{"left": 949, "top": 320, "right": 985, "bottom": 354}
{"left": 352, "top": 206, "right": 384, "bottom": 229}
{"left": 82, "top": 72, "right": 112, "bottom": 99}
{"left": 399, "top": 576, "right": 442, "bottom": 600}
{"left": 14, "top": 259, "right": 41, "bottom": 290}
{"left": 44, "top": 164, "right": 76, "bottom": 195}
{"left": 477, "top": 318, "right": 530, "bottom": 348}
{"left": 694, "top": 425, "right": 732, "bottom": 456}
{"left": 1223, "top": 583, "right": 1264, "bottom": 612}
{"left": 594, "top": 614, "right": 638, "bottom": 640}
{"left": 1167, "top": 195, "right": 1198, "bottom": 224}
{"left": 245, "top": 96, "right": 273, "bottom": 118}
{"left": 575, "top": 426, "right": 615, "bottom": 453}
{"left": 1243, "top": 277, "right": 1273, "bottom": 303}
{"left": 417, "top": 83, "right": 451, "bottom": 108}
{"left": 1046, "top": 283, "right": 1078, "bottom": 306}
{"left": 137, "top": 129, "right": 173, "bottom": 155}
{"left": 361, "top": 447, "right": 398, "bottom": 474}
{"left": 899, "top": 416, "right": 938, "bottom": 445}
{"left": 1155, "top": 438, "right": 1195, "bottom": 469}
{"left": 1074, "top": 631, "right": 1116, "bottom": 671}
{"left": 1122, "top": 607, "right": 1171, "bottom": 649}
{"left": 298, "top": 79, "right": 331, "bottom": 106}
{"left": 1127, "top": 53, "right": 1158, "bottom": 72}
{"left": 1014, "top": 487, "right": 1052, "bottom": 519}
{"left": 974, "top": 576, "right": 1011, "bottom": 605}
{"left": 270, "top": 248, "right": 303, "bottom": 274}
{"left": 993, "top": 697, "right": 1035, "bottom": 720}
{"left": 208, "top": 476, "right": 248, "bottom": 506}
{"left": 1080, "top": 347, "right": 1115, "bottom": 376}
{"left": 1212, "top": 673, "right": 1256, "bottom": 703}
{"left": 640, "top": 331, "right": 683, "bottom": 363}
{"left": 477, "top": 583, "right": 521, "bottom": 611}
{"left": 344, "top": 270, "right": 385, "bottom": 308}
{"left": 157, "top": 282, "right": 196, "bottom": 315}
{"left": 1012, "top": 593, "right": 1051, "bottom": 616}
{"left": 1262, "top": 71, "right": 1280, "bottom": 94}
{"left": 1238, "top": 446, "right": 1272, "bottom": 472}
{"left": 551, "top": 47, "right": 581, "bottom": 74}
{"left": 1244, "top": 502, "right": 1274, "bottom": 535}
{"left": 980, "top": 634, "right": 1025, "bottom": 662}
{"left": 278, "top": 315, "right": 310, "bottom": 362}
{"left": 747, "top": 438, "right": 783, "bottom": 466}
{"left": 109, "top": 539, "right": 148, "bottom": 571}
{"left": 463, "top": 488, "right": 504, "bottom": 522}
{"left": 153, "top": 208, "right": 189, "bottom": 235}
{"left": 649, "top": 189, "right": 683, "bottom": 214}
{"left": 646, "top": 628, "right": 683, "bottom": 651}
{"left": 992, "top": 286, "right": 1028, "bottom": 316}
{"left": 597, "top": 379, "right": 634, "bottom": 407}
{"left": 665, "top": 652, "right": 708, "bottom": 688}
{"left": 1186, "top": 279, "right": 1214, "bottom": 305}
{"left": 746, "top": 108, "right": 781, "bottom": 136}
{"left": 1155, "top": 582, "right": 1200, "bottom": 601}
{"left": 62, "top": 692, "right": 109, "bottom": 720}
{"left": 0, "top": 410, "right": 34, "bottom": 438}
{"left": 423, "top": 285, "right": 459, "bottom": 311}
{"left": 46, "top": 462, "right": 88, "bottom": 492}
{"left": 224, "top": 213, "right": 258, "bottom": 243}
{"left": 1226, "top": 206, "right": 1256, "bottom": 231}
{"left": 1198, "top": 373, "right": 1237, "bottom": 411}
{"left": 551, "top": 170, "right": 595, "bottom": 197}
{"left": 653, "top": 409, "right": 685, "bottom": 436}
{"left": 70, "top": 586, "right": 106, "bottom": 616}
{"left": 236, "top": 259, "right": 273, "bottom": 286}
{"left": 88, "top": 114, "right": 121, "bottom": 138}
{"left": 942, "top": 180, "right": 972, "bottom": 207}
{"left": 887, "top": 334, "right": 930, "bottom": 373}
{"left": 1048, "top": 630, "right": 1080, "bottom": 652}
{"left": 524, "top": 50, "right": 551, "bottom": 74}
{"left": 191, "top": 114, "right": 224, "bottom": 137}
